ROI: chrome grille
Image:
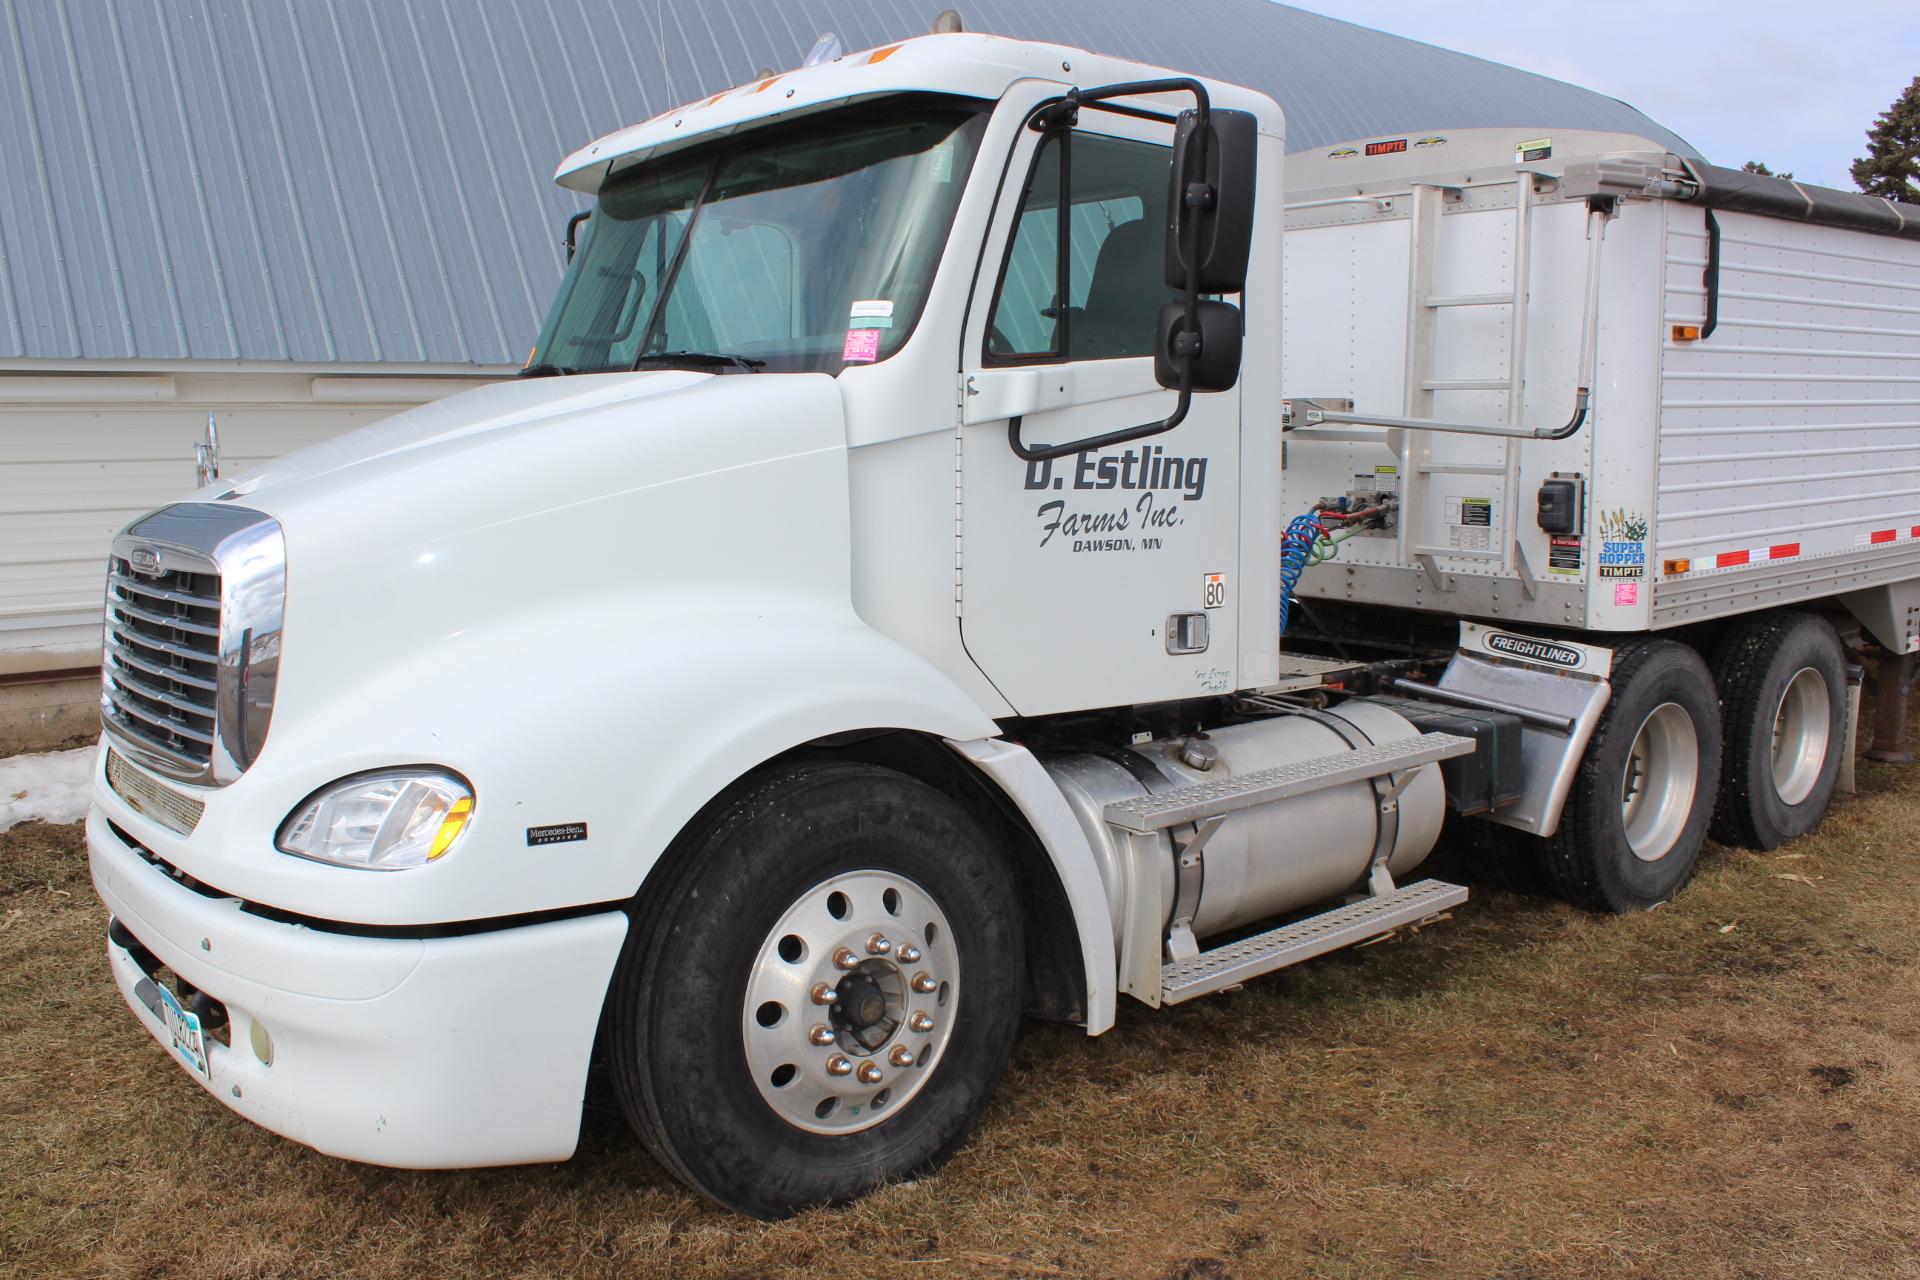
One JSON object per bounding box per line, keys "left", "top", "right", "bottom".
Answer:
{"left": 103, "top": 551, "right": 222, "bottom": 773}
{"left": 101, "top": 503, "right": 285, "bottom": 787}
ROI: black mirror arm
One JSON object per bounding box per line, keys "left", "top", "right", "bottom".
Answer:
{"left": 564, "top": 210, "right": 592, "bottom": 261}
{"left": 1004, "top": 78, "right": 1213, "bottom": 465}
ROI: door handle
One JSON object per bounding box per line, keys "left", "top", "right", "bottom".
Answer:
{"left": 961, "top": 367, "right": 1078, "bottom": 426}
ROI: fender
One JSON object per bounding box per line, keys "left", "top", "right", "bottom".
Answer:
{"left": 946, "top": 736, "right": 1119, "bottom": 1034}
{"left": 102, "top": 373, "right": 1015, "bottom": 927}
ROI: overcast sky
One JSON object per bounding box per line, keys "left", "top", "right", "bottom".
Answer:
{"left": 1289, "top": 1, "right": 1919, "bottom": 190}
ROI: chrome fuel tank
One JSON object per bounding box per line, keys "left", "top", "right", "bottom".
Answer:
{"left": 1044, "top": 700, "right": 1447, "bottom": 945}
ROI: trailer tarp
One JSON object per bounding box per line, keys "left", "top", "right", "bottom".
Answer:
{"left": 1686, "top": 163, "right": 1920, "bottom": 240}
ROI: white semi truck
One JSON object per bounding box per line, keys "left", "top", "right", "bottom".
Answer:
{"left": 87, "top": 31, "right": 1920, "bottom": 1217}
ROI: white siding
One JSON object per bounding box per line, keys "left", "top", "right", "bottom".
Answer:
{"left": 0, "top": 371, "right": 492, "bottom": 672}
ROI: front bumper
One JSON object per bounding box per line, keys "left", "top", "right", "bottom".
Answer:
{"left": 88, "top": 808, "right": 628, "bottom": 1168}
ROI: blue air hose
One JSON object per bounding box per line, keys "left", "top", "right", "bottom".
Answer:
{"left": 1278, "top": 512, "right": 1326, "bottom": 636}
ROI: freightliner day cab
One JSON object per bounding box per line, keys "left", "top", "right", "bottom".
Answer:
{"left": 88, "top": 31, "right": 1920, "bottom": 1217}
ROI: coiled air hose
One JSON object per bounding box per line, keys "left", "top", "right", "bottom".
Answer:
{"left": 1279, "top": 511, "right": 1366, "bottom": 636}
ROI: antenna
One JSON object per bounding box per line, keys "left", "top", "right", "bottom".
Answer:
{"left": 932, "top": 9, "right": 964, "bottom": 33}
{"left": 654, "top": 0, "right": 675, "bottom": 107}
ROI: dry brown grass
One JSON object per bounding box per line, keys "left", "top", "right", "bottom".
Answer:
{"left": 6, "top": 704, "right": 1920, "bottom": 1279}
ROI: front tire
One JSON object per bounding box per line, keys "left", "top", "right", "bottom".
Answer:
{"left": 1710, "top": 611, "right": 1847, "bottom": 850}
{"left": 606, "top": 761, "right": 1023, "bottom": 1218}
{"left": 1540, "top": 639, "right": 1723, "bottom": 912}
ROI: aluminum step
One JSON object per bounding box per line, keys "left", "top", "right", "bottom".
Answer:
{"left": 1420, "top": 377, "right": 1516, "bottom": 392}
{"left": 1425, "top": 292, "right": 1513, "bottom": 308}
{"left": 1102, "top": 732, "right": 1474, "bottom": 834}
{"left": 1161, "top": 878, "right": 1468, "bottom": 1004}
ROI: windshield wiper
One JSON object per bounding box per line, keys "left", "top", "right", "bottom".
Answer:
{"left": 517, "top": 363, "right": 580, "bottom": 378}
{"left": 633, "top": 351, "right": 766, "bottom": 373}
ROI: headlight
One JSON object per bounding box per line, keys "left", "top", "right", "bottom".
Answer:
{"left": 276, "top": 769, "right": 474, "bottom": 871}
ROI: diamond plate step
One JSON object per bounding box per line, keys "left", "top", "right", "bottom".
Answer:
{"left": 1161, "top": 878, "right": 1468, "bottom": 1004}
{"left": 1102, "top": 732, "right": 1475, "bottom": 834}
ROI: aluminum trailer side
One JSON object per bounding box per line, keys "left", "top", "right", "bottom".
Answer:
{"left": 1279, "top": 128, "right": 1920, "bottom": 656}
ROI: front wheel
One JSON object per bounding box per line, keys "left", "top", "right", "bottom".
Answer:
{"left": 605, "top": 761, "right": 1023, "bottom": 1218}
{"left": 1540, "top": 639, "right": 1723, "bottom": 912}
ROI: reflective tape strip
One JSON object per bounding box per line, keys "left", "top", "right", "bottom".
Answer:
{"left": 1676, "top": 542, "right": 1804, "bottom": 575}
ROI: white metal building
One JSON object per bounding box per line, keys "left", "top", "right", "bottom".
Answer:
{"left": 0, "top": 0, "right": 1698, "bottom": 743}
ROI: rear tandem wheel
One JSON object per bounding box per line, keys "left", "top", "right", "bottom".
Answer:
{"left": 1709, "top": 611, "right": 1848, "bottom": 850}
{"left": 1535, "top": 639, "right": 1725, "bottom": 912}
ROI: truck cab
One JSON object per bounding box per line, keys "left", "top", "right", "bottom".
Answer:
{"left": 88, "top": 30, "right": 1902, "bottom": 1218}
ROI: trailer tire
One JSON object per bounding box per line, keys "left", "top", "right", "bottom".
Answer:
{"left": 1709, "top": 612, "right": 1846, "bottom": 850}
{"left": 605, "top": 760, "right": 1023, "bottom": 1219}
{"left": 1539, "top": 639, "right": 1722, "bottom": 912}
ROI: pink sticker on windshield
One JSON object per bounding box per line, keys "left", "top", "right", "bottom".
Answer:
{"left": 842, "top": 328, "right": 881, "bottom": 363}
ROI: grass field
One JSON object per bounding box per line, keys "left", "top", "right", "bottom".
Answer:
{"left": 5, "top": 703, "right": 1919, "bottom": 1279}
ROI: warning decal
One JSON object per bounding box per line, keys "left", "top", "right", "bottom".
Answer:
{"left": 1548, "top": 535, "right": 1583, "bottom": 576}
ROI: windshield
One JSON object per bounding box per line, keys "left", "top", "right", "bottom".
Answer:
{"left": 530, "top": 100, "right": 990, "bottom": 375}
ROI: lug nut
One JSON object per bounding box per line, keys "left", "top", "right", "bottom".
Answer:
{"left": 908, "top": 1012, "right": 934, "bottom": 1033}
{"left": 811, "top": 982, "right": 839, "bottom": 1006}
{"left": 808, "top": 1024, "right": 836, "bottom": 1046}
{"left": 889, "top": 1044, "right": 916, "bottom": 1067}
{"left": 898, "top": 944, "right": 922, "bottom": 963}
{"left": 911, "top": 972, "right": 937, "bottom": 994}
{"left": 833, "top": 947, "right": 860, "bottom": 970}
{"left": 826, "top": 1055, "right": 853, "bottom": 1077}
{"left": 866, "top": 933, "right": 892, "bottom": 955}
{"left": 857, "top": 1062, "right": 884, "bottom": 1084}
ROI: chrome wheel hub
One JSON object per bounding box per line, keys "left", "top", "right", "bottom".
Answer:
{"left": 1620, "top": 701, "right": 1699, "bottom": 862}
{"left": 1770, "top": 666, "right": 1830, "bottom": 807}
{"left": 743, "top": 870, "right": 957, "bottom": 1134}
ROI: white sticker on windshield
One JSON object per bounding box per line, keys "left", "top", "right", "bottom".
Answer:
{"left": 929, "top": 140, "right": 955, "bottom": 182}
{"left": 849, "top": 300, "right": 894, "bottom": 330}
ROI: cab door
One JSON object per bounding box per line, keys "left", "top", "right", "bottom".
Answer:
{"left": 958, "top": 104, "right": 1241, "bottom": 715}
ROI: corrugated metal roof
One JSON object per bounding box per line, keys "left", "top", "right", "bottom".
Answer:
{"left": 0, "top": 0, "right": 1695, "bottom": 367}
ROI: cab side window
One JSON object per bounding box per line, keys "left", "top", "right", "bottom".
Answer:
{"left": 986, "top": 128, "right": 1175, "bottom": 362}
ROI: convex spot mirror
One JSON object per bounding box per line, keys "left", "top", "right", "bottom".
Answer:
{"left": 1163, "top": 108, "right": 1258, "bottom": 293}
{"left": 1155, "top": 300, "right": 1242, "bottom": 393}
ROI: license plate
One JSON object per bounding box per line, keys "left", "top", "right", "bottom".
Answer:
{"left": 157, "top": 983, "right": 210, "bottom": 1079}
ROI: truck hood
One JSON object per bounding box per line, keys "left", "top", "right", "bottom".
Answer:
{"left": 195, "top": 368, "right": 853, "bottom": 567}
{"left": 214, "top": 370, "right": 719, "bottom": 498}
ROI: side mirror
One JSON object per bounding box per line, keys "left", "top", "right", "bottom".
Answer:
{"left": 1155, "top": 299, "right": 1242, "bottom": 393}
{"left": 1164, "top": 108, "right": 1258, "bottom": 293}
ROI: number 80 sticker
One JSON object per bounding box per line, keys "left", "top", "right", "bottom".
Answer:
{"left": 1203, "top": 573, "right": 1227, "bottom": 609}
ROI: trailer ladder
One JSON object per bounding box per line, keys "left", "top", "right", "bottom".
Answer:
{"left": 1399, "top": 173, "right": 1537, "bottom": 580}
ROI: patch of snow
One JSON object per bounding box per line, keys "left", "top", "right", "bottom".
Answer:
{"left": 0, "top": 746, "right": 98, "bottom": 831}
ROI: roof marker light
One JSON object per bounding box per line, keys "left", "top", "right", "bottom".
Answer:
{"left": 803, "top": 32, "right": 843, "bottom": 66}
